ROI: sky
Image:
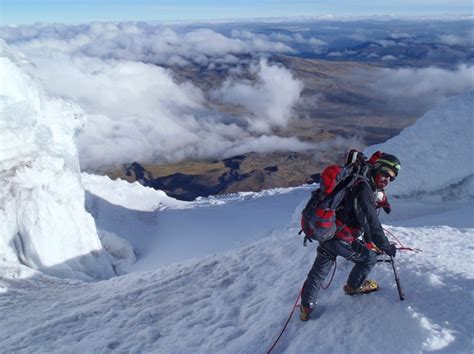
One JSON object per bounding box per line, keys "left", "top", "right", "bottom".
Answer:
{"left": 1, "top": 0, "right": 473, "bottom": 25}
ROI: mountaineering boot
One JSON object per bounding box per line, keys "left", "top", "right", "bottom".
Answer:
{"left": 300, "top": 303, "right": 315, "bottom": 321}
{"left": 343, "top": 280, "right": 378, "bottom": 296}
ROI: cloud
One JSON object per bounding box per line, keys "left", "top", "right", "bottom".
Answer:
{"left": 367, "top": 65, "right": 474, "bottom": 113}
{"left": 1, "top": 19, "right": 472, "bottom": 169}
{"left": 13, "top": 45, "right": 306, "bottom": 169}
{"left": 296, "top": 93, "right": 323, "bottom": 111}
{"left": 381, "top": 55, "right": 396, "bottom": 61}
{"left": 309, "top": 37, "right": 328, "bottom": 46}
{"left": 213, "top": 59, "right": 303, "bottom": 133}
{"left": 0, "top": 23, "right": 313, "bottom": 169}
{"left": 2, "top": 19, "right": 472, "bottom": 68}
{"left": 347, "top": 33, "right": 369, "bottom": 42}
{"left": 376, "top": 39, "right": 398, "bottom": 47}
{"left": 2, "top": 23, "right": 295, "bottom": 68}
{"left": 438, "top": 34, "right": 464, "bottom": 46}
{"left": 221, "top": 135, "right": 315, "bottom": 157}
{"left": 230, "top": 29, "right": 327, "bottom": 49}
{"left": 328, "top": 51, "right": 342, "bottom": 57}
{"left": 390, "top": 32, "right": 412, "bottom": 39}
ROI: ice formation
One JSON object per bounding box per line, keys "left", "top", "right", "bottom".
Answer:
{"left": 0, "top": 40, "right": 114, "bottom": 280}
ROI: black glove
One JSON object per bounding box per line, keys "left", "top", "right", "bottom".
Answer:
{"left": 382, "top": 244, "right": 397, "bottom": 257}
{"left": 383, "top": 203, "right": 391, "bottom": 214}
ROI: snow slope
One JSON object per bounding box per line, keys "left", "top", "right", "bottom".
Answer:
{"left": 0, "top": 211, "right": 472, "bottom": 353}
{"left": 366, "top": 90, "right": 474, "bottom": 197}
{"left": 84, "top": 175, "right": 312, "bottom": 269}
{"left": 0, "top": 40, "right": 114, "bottom": 280}
{"left": 2, "top": 164, "right": 473, "bottom": 352}
{"left": 82, "top": 173, "right": 188, "bottom": 212}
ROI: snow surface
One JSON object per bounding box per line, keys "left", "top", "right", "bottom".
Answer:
{"left": 2, "top": 170, "right": 472, "bottom": 352}
{"left": 0, "top": 201, "right": 472, "bottom": 353}
{"left": 82, "top": 173, "right": 188, "bottom": 212}
{"left": 366, "top": 90, "right": 474, "bottom": 197}
{"left": 0, "top": 40, "right": 473, "bottom": 353}
{"left": 84, "top": 177, "right": 312, "bottom": 269}
{"left": 0, "top": 40, "right": 114, "bottom": 280}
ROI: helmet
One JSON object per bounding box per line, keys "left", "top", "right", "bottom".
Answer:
{"left": 374, "top": 153, "right": 401, "bottom": 178}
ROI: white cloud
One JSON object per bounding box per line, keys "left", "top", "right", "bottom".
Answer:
{"left": 4, "top": 23, "right": 295, "bottom": 68}
{"left": 213, "top": 59, "right": 303, "bottom": 133}
{"left": 3, "top": 20, "right": 472, "bottom": 170}
{"left": 390, "top": 32, "right": 412, "bottom": 39}
{"left": 348, "top": 33, "right": 369, "bottom": 42}
{"left": 369, "top": 65, "right": 474, "bottom": 112}
{"left": 222, "top": 135, "right": 315, "bottom": 157}
{"left": 296, "top": 93, "right": 323, "bottom": 111}
{"left": 438, "top": 34, "right": 464, "bottom": 46}
{"left": 309, "top": 37, "right": 328, "bottom": 46}
{"left": 231, "top": 28, "right": 327, "bottom": 49}
{"left": 381, "top": 55, "right": 396, "bottom": 61}
{"left": 376, "top": 39, "right": 397, "bottom": 47}
{"left": 6, "top": 26, "right": 307, "bottom": 169}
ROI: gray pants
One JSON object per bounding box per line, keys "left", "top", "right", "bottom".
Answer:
{"left": 301, "top": 238, "right": 378, "bottom": 307}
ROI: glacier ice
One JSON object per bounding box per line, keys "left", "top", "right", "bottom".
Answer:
{"left": 0, "top": 40, "right": 115, "bottom": 280}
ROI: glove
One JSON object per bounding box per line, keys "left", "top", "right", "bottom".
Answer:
{"left": 382, "top": 244, "right": 397, "bottom": 257}
{"left": 365, "top": 242, "right": 383, "bottom": 255}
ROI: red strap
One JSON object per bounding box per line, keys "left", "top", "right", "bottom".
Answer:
{"left": 315, "top": 209, "right": 335, "bottom": 218}
{"left": 335, "top": 221, "right": 359, "bottom": 243}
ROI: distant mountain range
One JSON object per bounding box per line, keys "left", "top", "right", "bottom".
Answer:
{"left": 301, "top": 40, "right": 474, "bottom": 68}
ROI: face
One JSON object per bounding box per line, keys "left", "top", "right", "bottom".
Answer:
{"left": 374, "top": 169, "right": 395, "bottom": 190}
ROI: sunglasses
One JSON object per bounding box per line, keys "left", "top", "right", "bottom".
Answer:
{"left": 379, "top": 168, "right": 396, "bottom": 181}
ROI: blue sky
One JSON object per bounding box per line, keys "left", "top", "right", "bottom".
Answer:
{"left": 1, "top": 0, "right": 473, "bottom": 25}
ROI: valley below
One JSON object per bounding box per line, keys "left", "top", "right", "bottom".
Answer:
{"left": 103, "top": 55, "right": 421, "bottom": 200}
